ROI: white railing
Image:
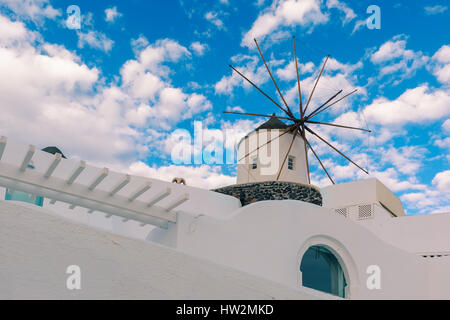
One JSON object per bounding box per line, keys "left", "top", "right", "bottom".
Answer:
{"left": 0, "top": 136, "right": 190, "bottom": 228}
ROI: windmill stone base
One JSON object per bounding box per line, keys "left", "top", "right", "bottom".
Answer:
{"left": 213, "top": 181, "right": 322, "bottom": 206}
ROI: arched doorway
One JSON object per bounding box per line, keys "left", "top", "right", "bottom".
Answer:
{"left": 300, "top": 245, "right": 347, "bottom": 298}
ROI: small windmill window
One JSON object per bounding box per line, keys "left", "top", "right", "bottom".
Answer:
{"left": 251, "top": 157, "right": 257, "bottom": 169}
{"left": 288, "top": 156, "right": 295, "bottom": 170}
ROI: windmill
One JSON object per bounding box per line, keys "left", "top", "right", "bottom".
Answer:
{"left": 224, "top": 36, "right": 371, "bottom": 185}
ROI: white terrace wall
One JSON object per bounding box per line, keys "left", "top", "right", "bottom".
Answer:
{"left": 149, "top": 200, "right": 432, "bottom": 299}
{"left": 0, "top": 200, "right": 335, "bottom": 300}
{"left": 357, "top": 209, "right": 450, "bottom": 255}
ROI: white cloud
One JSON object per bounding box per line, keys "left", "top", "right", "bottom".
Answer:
{"left": 433, "top": 45, "right": 450, "bottom": 64}
{"left": 242, "top": 0, "right": 328, "bottom": 47}
{"left": 0, "top": 15, "right": 138, "bottom": 162}
{"left": 371, "top": 38, "right": 408, "bottom": 63}
{"left": 433, "top": 170, "right": 450, "bottom": 193}
{"left": 276, "top": 60, "right": 315, "bottom": 81}
{"left": 382, "top": 146, "right": 426, "bottom": 175}
{"left": 434, "top": 137, "right": 450, "bottom": 150}
{"left": 424, "top": 5, "right": 448, "bottom": 15}
{"left": 401, "top": 180, "right": 449, "bottom": 213}
{"left": 401, "top": 192, "right": 436, "bottom": 210}
{"left": 0, "top": 0, "right": 60, "bottom": 23}
{"left": 370, "top": 35, "right": 428, "bottom": 82}
{"left": 369, "top": 168, "right": 426, "bottom": 192}
{"left": 154, "top": 88, "right": 212, "bottom": 123}
{"left": 351, "top": 19, "right": 366, "bottom": 35}
{"left": 122, "top": 38, "right": 191, "bottom": 82}
{"left": 329, "top": 162, "right": 358, "bottom": 180}
{"left": 282, "top": 57, "right": 364, "bottom": 114}
{"left": 431, "top": 45, "right": 450, "bottom": 84}
{"left": 429, "top": 206, "right": 450, "bottom": 214}
{"left": 128, "top": 162, "right": 235, "bottom": 189}
{"left": 0, "top": 14, "right": 36, "bottom": 45}
{"left": 105, "top": 6, "right": 122, "bottom": 22}
{"left": 120, "top": 38, "right": 211, "bottom": 129}
{"left": 326, "top": 0, "right": 356, "bottom": 25}
{"left": 204, "top": 11, "right": 225, "bottom": 30}
{"left": 256, "top": 0, "right": 268, "bottom": 7}
{"left": 214, "top": 54, "right": 270, "bottom": 94}
{"left": 0, "top": 14, "right": 212, "bottom": 166}
{"left": 364, "top": 85, "right": 450, "bottom": 125}
{"left": 226, "top": 106, "right": 245, "bottom": 113}
{"left": 77, "top": 30, "right": 114, "bottom": 52}
{"left": 190, "top": 41, "right": 208, "bottom": 56}
{"left": 443, "top": 119, "right": 450, "bottom": 132}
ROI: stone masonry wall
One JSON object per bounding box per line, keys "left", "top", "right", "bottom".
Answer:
{"left": 213, "top": 181, "right": 322, "bottom": 206}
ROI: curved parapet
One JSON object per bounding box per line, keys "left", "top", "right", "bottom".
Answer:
{"left": 213, "top": 181, "right": 322, "bottom": 206}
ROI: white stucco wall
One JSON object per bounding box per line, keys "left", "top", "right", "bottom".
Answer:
{"left": 149, "top": 200, "right": 448, "bottom": 299}
{"left": 359, "top": 209, "right": 450, "bottom": 255}
{"left": 0, "top": 200, "right": 335, "bottom": 300}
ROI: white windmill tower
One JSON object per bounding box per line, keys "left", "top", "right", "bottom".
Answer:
{"left": 236, "top": 116, "right": 310, "bottom": 184}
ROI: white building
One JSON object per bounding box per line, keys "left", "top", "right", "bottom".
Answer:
{"left": 0, "top": 125, "right": 449, "bottom": 300}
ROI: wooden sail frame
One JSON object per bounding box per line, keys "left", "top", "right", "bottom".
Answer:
{"left": 224, "top": 36, "right": 371, "bottom": 184}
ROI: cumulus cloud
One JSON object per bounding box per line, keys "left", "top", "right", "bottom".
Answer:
{"left": 214, "top": 54, "right": 274, "bottom": 94}
{"left": 0, "top": 14, "right": 37, "bottom": 45}
{"left": 0, "top": 14, "right": 212, "bottom": 166}
{"left": 434, "top": 137, "right": 450, "bottom": 151}
{"left": 433, "top": 170, "right": 450, "bottom": 192}
{"left": 123, "top": 119, "right": 261, "bottom": 190}
{"left": 363, "top": 85, "right": 450, "bottom": 125}
{"left": 105, "top": 6, "right": 122, "bottom": 23}
{"left": 382, "top": 146, "right": 426, "bottom": 175}
{"left": 119, "top": 38, "right": 211, "bottom": 129}
{"left": 189, "top": 41, "right": 208, "bottom": 56}
{"left": 128, "top": 162, "right": 235, "bottom": 189}
{"left": 0, "top": 14, "right": 132, "bottom": 162}
{"left": 281, "top": 56, "right": 364, "bottom": 114}
{"left": 326, "top": 0, "right": 356, "bottom": 25}
{"left": 77, "top": 30, "right": 114, "bottom": 52}
{"left": 431, "top": 44, "right": 450, "bottom": 84}
{"left": 276, "top": 60, "right": 315, "bottom": 81}
{"left": 242, "top": 0, "right": 328, "bottom": 47}
{"left": 401, "top": 170, "right": 450, "bottom": 214}
{"left": 370, "top": 35, "right": 428, "bottom": 83}
{"left": 204, "top": 11, "right": 225, "bottom": 30}
{"left": 226, "top": 106, "right": 245, "bottom": 113}
{"left": 433, "top": 44, "right": 450, "bottom": 63}
{"left": 122, "top": 38, "right": 191, "bottom": 82}
{"left": 0, "top": 0, "right": 60, "bottom": 23}
{"left": 443, "top": 119, "right": 450, "bottom": 132}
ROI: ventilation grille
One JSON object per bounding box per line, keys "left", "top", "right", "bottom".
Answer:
{"left": 358, "top": 204, "right": 372, "bottom": 220}
{"left": 335, "top": 207, "right": 348, "bottom": 218}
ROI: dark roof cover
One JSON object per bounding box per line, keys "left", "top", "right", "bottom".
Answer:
{"left": 238, "top": 114, "right": 290, "bottom": 147}
{"left": 41, "top": 146, "right": 67, "bottom": 159}
{"left": 255, "top": 115, "right": 288, "bottom": 131}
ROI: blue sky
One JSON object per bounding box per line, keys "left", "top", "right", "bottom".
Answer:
{"left": 0, "top": 0, "right": 448, "bottom": 215}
